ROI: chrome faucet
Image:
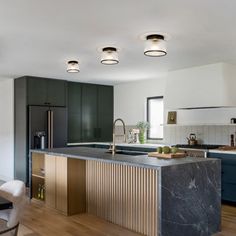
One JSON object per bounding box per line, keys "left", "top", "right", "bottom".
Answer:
{"left": 110, "top": 118, "right": 126, "bottom": 155}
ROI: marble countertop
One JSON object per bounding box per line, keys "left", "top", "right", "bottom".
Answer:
{"left": 31, "top": 146, "right": 218, "bottom": 169}
{"left": 67, "top": 142, "right": 236, "bottom": 155}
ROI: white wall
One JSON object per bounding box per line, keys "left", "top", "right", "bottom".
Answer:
{"left": 114, "top": 77, "right": 166, "bottom": 125}
{"left": 0, "top": 79, "right": 14, "bottom": 181}
{"left": 114, "top": 63, "right": 236, "bottom": 144}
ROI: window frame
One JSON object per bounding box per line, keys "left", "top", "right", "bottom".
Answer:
{"left": 147, "top": 96, "right": 164, "bottom": 140}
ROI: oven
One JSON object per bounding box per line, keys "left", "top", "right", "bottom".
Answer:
{"left": 181, "top": 149, "right": 208, "bottom": 158}
{"left": 175, "top": 144, "right": 222, "bottom": 158}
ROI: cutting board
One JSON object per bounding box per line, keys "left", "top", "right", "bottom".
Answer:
{"left": 148, "top": 152, "right": 187, "bottom": 159}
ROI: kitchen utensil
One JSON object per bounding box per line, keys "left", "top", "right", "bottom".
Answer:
{"left": 186, "top": 133, "right": 198, "bottom": 145}
{"left": 231, "top": 118, "right": 236, "bottom": 124}
{"left": 231, "top": 134, "right": 234, "bottom": 147}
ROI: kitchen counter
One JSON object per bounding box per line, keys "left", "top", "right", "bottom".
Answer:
{"left": 32, "top": 146, "right": 218, "bottom": 169}
{"left": 31, "top": 146, "right": 221, "bottom": 236}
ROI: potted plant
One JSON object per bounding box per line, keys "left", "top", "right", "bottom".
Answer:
{"left": 136, "top": 121, "right": 150, "bottom": 144}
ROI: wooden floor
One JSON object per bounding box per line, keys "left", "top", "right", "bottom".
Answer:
{"left": 19, "top": 202, "right": 236, "bottom": 236}
{"left": 214, "top": 205, "right": 236, "bottom": 236}
{"left": 20, "top": 202, "right": 143, "bottom": 236}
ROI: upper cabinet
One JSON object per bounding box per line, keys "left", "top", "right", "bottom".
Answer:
{"left": 27, "top": 77, "right": 47, "bottom": 105}
{"left": 97, "top": 85, "right": 113, "bottom": 142}
{"left": 27, "top": 76, "right": 67, "bottom": 106}
{"left": 82, "top": 84, "right": 98, "bottom": 142}
{"left": 67, "top": 82, "right": 113, "bottom": 143}
{"left": 67, "top": 82, "right": 82, "bottom": 143}
{"left": 165, "top": 63, "right": 236, "bottom": 109}
{"left": 46, "top": 79, "right": 67, "bottom": 106}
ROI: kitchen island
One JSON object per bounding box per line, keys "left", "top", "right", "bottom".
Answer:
{"left": 30, "top": 146, "right": 221, "bottom": 236}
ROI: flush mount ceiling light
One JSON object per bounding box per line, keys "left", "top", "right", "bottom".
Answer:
{"left": 67, "top": 60, "right": 80, "bottom": 73}
{"left": 144, "top": 34, "right": 167, "bottom": 57}
{"left": 101, "top": 47, "right": 119, "bottom": 65}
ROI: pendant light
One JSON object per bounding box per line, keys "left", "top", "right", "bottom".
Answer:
{"left": 144, "top": 34, "right": 167, "bottom": 57}
{"left": 67, "top": 60, "right": 80, "bottom": 73}
{"left": 101, "top": 47, "right": 119, "bottom": 65}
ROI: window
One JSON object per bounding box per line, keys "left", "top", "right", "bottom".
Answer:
{"left": 147, "top": 96, "right": 164, "bottom": 139}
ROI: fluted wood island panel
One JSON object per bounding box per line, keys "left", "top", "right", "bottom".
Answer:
{"left": 86, "top": 160, "right": 158, "bottom": 236}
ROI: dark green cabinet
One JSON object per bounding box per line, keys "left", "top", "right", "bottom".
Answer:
{"left": 27, "top": 77, "right": 47, "bottom": 105}
{"left": 68, "top": 82, "right": 82, "bottom": 143}
{"left": 47, "top": 79, "right": 67, "bottom": 106}
{"left": 82, "top": 84, "right": 98, "bottom": 142}
{"left": 67, "top": 82, "right": 113, "bottom": 143}
{"left": 27, "top": 76, "right": 67, "bottom": 106}
{"left": 14, "top": 78, "right": 28, "bottom": 183}
{"left": 208, "top": 152, "right": 236, "bottom": 203}
{"left": 97, "top": 85, "right": 113, "bottom": 142}
{"left": 14, "top": 76, "right": 68, "bottom": 184}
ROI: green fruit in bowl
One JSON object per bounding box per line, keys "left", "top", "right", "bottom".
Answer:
{"left": 157, "top": 147, "right": 163, "bottom": 154}
{"left": 163, "top": 146, "right": 170, "bottom": 154}
{"left": 171, "top": 147, "right": 178, "bottom": 154}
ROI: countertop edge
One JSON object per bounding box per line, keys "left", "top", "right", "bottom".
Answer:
{"left": 30, "top": 147, "right": 220, "bottom": 169}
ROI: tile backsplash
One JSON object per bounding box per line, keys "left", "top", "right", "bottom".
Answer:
{"left": 163, "top": 125, "right": 236, "bottom": 145}
{"left": 116, "top": 125, "right": 236, "bottom": 145}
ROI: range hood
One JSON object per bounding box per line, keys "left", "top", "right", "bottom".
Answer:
{"left": 165, "top": 63, "right": 236, "bottom": 110}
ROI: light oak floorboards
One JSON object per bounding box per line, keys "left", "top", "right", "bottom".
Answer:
{"left": 214, "top": 205, "right": 236, "bottom": 236}
{"left": 19, "top": 202, "right": 236, "bottom": 236}
{"left": 19, "top": 202, "right": 143, "bottom": 236}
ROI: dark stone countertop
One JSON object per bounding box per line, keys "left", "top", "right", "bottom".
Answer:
{"left": 31, "top": 146, "right": 220, "bottom": 169}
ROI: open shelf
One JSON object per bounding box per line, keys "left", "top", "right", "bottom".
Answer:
{"left": 32, "top": 175, "right": 45, "bottom": 201}
{"left": 31, "top": 153, "right": 45, "bottom": 202}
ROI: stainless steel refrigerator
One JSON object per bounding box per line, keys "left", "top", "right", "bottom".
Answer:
{"left": 28, "top": 106, "right": 67, "bottom": 150}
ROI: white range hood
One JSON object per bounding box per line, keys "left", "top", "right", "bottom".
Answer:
{"left": 165, "top": 63, "right": 236, "bottom": 109}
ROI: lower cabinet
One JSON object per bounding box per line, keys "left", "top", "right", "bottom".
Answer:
{"left": 31, "top": 153, "right": 86, "bottom": 216}
{"left": 222, "top": 182, "right": 236, "bottom": 202}
{"left": 208, "top": 152, "right": 236, "bottom": 203}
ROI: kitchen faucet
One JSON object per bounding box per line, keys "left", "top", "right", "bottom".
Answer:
{"left": 110, "top": 118, "right": 126, "bottom": 155}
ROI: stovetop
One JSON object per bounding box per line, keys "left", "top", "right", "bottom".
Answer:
{"left": 175, "top": 144, "right": 222, "bottom": 150}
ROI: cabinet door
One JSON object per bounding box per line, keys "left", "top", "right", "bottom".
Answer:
{"left": 47, "top": 79, "right": 67, "bottom": 106}
{"left": 208, "top": 153, "right": 236, "bottom": 202}
{"left": 68, "top": 82, "right": 82, "bottom": 143}
{"left": 222, "top": 162, "right": 236, "bottom": 184}
{"left": 82, "top": 84, "right": 98, "bottom": 142}
{"left": 27, "top": 77, "right": 47, "bottom": 105}
{"left": 222, "top": 182, "right": 236, "bottom": 202}
{"left": 56, "top": 156, "right": 68, "bottom": 214}
{"left": 45, "top": 155, "right": 68, "bottom": 214}
{"left": 97, "top": 85, "right": 113, "bottom": 142}
{"left": 14, "top": 77, "right": 28, "bottom": 183}
{"left": 45, "top": 155, "right": 56, "bottom": 208}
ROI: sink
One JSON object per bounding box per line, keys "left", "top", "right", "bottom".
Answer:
{"left": 106, "top": 150, "right": 147, "bottom": 156}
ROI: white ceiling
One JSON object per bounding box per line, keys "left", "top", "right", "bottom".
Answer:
{"left": 0, "top": 0, "right": 236, "bottom": 85}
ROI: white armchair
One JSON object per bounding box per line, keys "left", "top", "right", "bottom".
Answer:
{"left": 0, "top": 180, "right": 26, "bottom": 236}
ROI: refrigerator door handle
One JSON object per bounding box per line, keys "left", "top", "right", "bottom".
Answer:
{"left": 50, "top": 110, "right": 54, "bottom": 148}
{"left": 47, "top": 110, "right": 51, "bottom": 148}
